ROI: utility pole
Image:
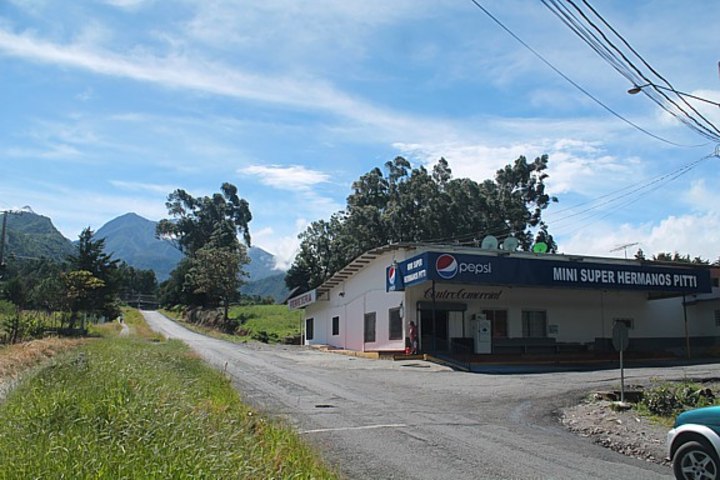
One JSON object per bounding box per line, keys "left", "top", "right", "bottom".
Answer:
{"left": 0, "top": 211, "right": 8, "bottom": 275}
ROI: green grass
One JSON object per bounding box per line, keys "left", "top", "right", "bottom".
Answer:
{"left": 161, "top": 305, "right": 302, "bottom": 344}
{"left": 230, "top": 304, "right": 303, "bottom": 341}
{"left": 0, "top": 313, "right": 337, "bottom": 479}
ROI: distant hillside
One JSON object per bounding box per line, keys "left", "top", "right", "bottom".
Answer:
{"left": 245, "top": 246, "right": 283, "bottom": 281}
{"left": 2, "top": 209, "right": 75, "bottom": 262}
{"left": 96, "top": 212, "right": 285, "bottom": 283}
{"left": 95, "top": 213, "right": 184, "bottom": 282}
{"left": 240, "top": 273, "right": 289, "bottom": 304}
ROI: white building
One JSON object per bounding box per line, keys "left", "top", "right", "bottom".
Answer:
{"left": 289, "top": 243, "right": 719, "bottom": 358}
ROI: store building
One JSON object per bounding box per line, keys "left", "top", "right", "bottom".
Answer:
{"left": 288, "top": 243, "right": 719, "bottom": 358}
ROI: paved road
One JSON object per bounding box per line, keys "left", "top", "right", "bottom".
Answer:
{"left": 142, "top": 310, "right": 720, "bottom": 479}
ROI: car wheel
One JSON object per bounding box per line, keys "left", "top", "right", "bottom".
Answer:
{"left": 674, "top": 440, "right": 719, "bottom": 480}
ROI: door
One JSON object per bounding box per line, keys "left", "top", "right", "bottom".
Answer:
{"left": 419, "top": 309, "right": 449, "bottom": 353}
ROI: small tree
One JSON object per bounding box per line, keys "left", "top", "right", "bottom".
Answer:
{"left": 67, "top": 228, "right": 120, "bottom": 319}
{"left": 186, "top": 245, "right": 248, "bottom": 326}
{"left": 62, "top": 270, "right": 104, "bottom": 328}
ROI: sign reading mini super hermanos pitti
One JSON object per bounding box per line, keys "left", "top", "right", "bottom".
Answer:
{"left": 385, "top": 251, "right": 712, "bottom": 294}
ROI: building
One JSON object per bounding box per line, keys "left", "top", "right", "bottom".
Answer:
{"left": 289, "top": 243, "right": 719, "bottom": 358}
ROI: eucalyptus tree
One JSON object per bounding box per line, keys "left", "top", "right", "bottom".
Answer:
{"left": 286, "top": 155, "right": 558, "bottom": 293}
{"left": 157, "top": 183, "right": 253, "bottom": 311}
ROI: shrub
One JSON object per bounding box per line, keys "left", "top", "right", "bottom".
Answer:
{"left": 641, "top": 382, "right": 715, "bottom": 417}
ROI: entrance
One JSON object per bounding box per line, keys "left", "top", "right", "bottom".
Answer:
{"left": 417, "top": 301, "right": 467, "bottom": 354}
{"left": 420, "top": 309, "right": 449, "bottom": 353}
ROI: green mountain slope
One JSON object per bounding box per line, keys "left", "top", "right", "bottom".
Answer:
{"left": 240, "top": 273, "right": 289, "bottom": 303}
{"left": 2, "top": 209, "right": 75, "bottom": 262}
{"left": 95, "top": 213, "right": 184, "bottom": 281}
{"left": 96, "top": 213, "right": 286, "bottom": 284}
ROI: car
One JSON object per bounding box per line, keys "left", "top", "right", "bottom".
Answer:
{"left": 667, "top": 405, "right": 720, "bottom": 480}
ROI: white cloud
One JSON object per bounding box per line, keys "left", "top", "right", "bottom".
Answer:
{"left": 102, "top": 0, "right": 150, "bottom": 10}
{"left": 252, "top": 227, "right": 301, "bottom": 271}
{"left": 239, "top": 165, "right": 330, "bottom": 190}
{"left": 558, "top": 212, "right": 720, "bottom": 262}
{"left": 109, "top": 180, "right": 177, "bottom": 194}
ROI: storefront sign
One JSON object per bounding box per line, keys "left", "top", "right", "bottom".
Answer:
{"left": 386, "top": 251, "right": 712, "bottom": 294}
{"left": 423, "top": 288, "right": 503, "bottom": 300}
{"left": 288, "top": 289, "right": 316, "bottom": 309}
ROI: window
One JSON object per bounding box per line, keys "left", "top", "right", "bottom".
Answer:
{"left": 482, "top": 310, "right": 508, "bottom": 338}
{"left": 364, "top": 312, "right": 376, "bottom": 343}
{"left": 715, "top": 310, "right": 720, "bottom": 327}
{"left": 388, "top": 308, "right": 402, "bottom": 340}
{"left": 522, "top": 310, "right": 547, "bottom": 337}
{"left": 305, "top": 318, "right": 314, "bottom": 341}
{"left": 332, "top": 316, "right": 340, "bottom": 336}
{"left": 713, "top": 278, "right": 719, "bottom": 288}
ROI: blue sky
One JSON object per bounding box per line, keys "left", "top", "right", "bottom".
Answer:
{"left": 1, "top": 0, "right": 719, "bottom": 268}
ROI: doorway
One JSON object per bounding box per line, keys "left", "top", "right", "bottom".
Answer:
{"left": 420, "top": 309, "right": 449, "bottom": 353}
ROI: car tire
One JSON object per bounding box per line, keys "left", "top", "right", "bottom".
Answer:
{"left": 673, "top": 440, "right": 720, "bottom": 480}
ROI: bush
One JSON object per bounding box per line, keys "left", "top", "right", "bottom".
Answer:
{"left": 641, "top": 382, "right": 715, "bottom": 417}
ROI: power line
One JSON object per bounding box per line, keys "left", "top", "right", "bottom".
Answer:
{"left": 466, "top": 0, "right": 701, "bottom": 147}
{"left": 542, "top": 0, "right": 720, "bottom": 143}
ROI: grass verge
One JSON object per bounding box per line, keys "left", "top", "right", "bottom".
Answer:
{"left": 161, "top": 305, "right": 302, "bottom": 344}
{"left": 0, "top": 312, "right": 337, "bottom": 479}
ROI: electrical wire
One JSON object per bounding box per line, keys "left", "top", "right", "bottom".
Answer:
{"left": 466, "top": 0, "right": 702, "bottom": 147}
{"left": 413, "top": 151, "right": 717, "bottom": 246}
{"left": 542, "top": 0, "right": 720, "bottom": 142}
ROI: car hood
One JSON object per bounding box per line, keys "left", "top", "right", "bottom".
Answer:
{"left": 675, "top": 406, "right": 720, "bottom": 429}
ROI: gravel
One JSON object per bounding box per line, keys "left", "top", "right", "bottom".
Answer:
{"left": 561, "top": 397, "right": 670, "bottom": 466}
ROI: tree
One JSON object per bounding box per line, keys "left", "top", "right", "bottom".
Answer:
{"left": 67, "top": 228, "right": 120, "bottom": 319}
{"left": 186, "top": 245, "right": 248, "bottom": 325}
{"left": 62, "top": 270, "right": 105, "bottom": 328}
{"left": 652, "top": 252, "right": 709, "bottom": 264}
{"left": 157, "top": 183, "right": 253, "bottom": 311}
{"left": 286, "top": 155, "right": 557, "bottom": 292}
{"left": 156, "top": 183, "right": 252, "bottom": 255}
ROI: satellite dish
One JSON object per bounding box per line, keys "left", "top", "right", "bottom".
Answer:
{"left": 502, "top": 236, "right": 519, "bottom": 252}
{"left": 532, "top": 242, "right": 548, "bottom": 254}
{"left": 480, "top": 235, "right": 498, "bottom": 249}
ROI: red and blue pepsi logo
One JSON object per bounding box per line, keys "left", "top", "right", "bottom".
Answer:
{"left": 387, "top": 265, "right": 396, "bottom": 285}
{"left": 435, "top": 254, "right": 458, "bottom": 279}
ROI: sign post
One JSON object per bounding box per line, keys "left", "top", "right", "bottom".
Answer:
{"left": 612, "top": 321, "right": 629, "bottom": 402}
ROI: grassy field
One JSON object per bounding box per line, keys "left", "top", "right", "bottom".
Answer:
{"left": 0, "top": 309, "right": 336, "bottom": 479}
{"left": 162, "top": 304, "right": 303, "bottom": 344}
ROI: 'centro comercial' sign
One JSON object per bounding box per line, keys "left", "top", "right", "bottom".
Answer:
{"left": 386, "top": 251, "right": 712, "bottom": 294}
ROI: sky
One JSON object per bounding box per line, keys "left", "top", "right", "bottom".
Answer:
{"left": 1, "top": 0, "right": 719, "bottom": 269}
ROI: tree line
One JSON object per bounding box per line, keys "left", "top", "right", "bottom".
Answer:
{"left": 285, "top": 155, "right": 558, "bottom": 293}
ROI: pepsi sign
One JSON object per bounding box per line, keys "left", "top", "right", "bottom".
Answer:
{"left": 385, "top": 264, "right": 404, "bottom": 292}
{"left": 435, "top": 254, "right": 458, "bottom": 279}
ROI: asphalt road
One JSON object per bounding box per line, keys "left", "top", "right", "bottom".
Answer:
{"left": 141, "top": 310, "right": 720, "bottom": 480}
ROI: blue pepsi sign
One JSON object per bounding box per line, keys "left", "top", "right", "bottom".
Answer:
{"left": 386, "top": 251, "right": 712, "bottom": 294}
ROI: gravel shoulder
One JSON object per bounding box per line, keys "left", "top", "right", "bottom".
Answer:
{"left": 561, "top": 399, "right": 669, "bottom": 465}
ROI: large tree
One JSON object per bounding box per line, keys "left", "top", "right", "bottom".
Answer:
{"left": 156, "top": 182, "right": 252, "bottom": 255}
{"left": 157, "top": 183, "right": 252, "bottom": 311}
{"left": 286, "top": 155, "right": 557, "bottom": 292}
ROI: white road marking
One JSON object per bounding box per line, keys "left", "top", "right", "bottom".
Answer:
{"left": 300, "top": 424, "right": 408, "bottom": 434}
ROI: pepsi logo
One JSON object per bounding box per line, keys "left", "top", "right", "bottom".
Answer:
{"left": 388, "top": 265, "right": 396, "bottom": 285}
{"left": 436, "top": 254, "right": 458, "bottom": 279}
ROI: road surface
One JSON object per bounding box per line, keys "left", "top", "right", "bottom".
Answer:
{"left": 142, "top": 310, "right": 716, "bottom": 479}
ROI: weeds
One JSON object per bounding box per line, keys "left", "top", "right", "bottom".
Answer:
{"left": 0, "top": 321, "right": 337, "bottom": 479}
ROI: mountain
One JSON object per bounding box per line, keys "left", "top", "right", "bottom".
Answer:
{"left": 245, "top": 245, "right": 283, "bottom": 281}
{"left": 240, "top": 273, "right": 289, "bottom": 303}
{"left": 95, "top": 213, "right": 285, "bottom": 283}
{"left": 2, "top": 208, "right": 75, "bottom": 262}
{"left": 95, "top": 213, "right": 184, "bottom": 282}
